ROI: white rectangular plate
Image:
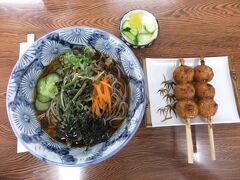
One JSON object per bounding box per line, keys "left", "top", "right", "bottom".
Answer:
{"left": 145, "top": 56, "right": 240, "bottom": 127}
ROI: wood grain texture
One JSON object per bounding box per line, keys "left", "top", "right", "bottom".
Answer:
{"left": 1, "top": 0, "right": 240, "bottom": 179}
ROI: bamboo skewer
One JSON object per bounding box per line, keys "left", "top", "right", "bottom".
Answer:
{"left": 207, "top": 117, "right": 216, "bottom": 160}
{"left": 185, "top": 118, "right": 193, "bottom": 164}
{"left": 180, "top": 58, "right": 185, "bottom": 66}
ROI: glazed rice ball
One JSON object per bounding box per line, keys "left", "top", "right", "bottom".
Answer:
{"left": 174, "top": 83, "right": 195, "bottom": 100}
{"left": 173, "top": 65, "right": 194, "bottom": 84}
{"left": 194, "top": 82, "right": 215, "bottom": 99}
{"left": 198, "top": 98, "right": 218, "bottom": 118}
{"left": 176, "top": 99, "right": 199, "bottom": 119}
{"left": 194, "top": 65, "right": 214, "bottom": 82}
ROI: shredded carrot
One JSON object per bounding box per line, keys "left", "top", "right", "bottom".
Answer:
{"left": 92, "top": 75, "right": 112, "bottom": 116}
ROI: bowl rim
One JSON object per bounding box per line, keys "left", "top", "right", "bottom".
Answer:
{"left": 6, "top": 25, "right": 147, "bottom": 166}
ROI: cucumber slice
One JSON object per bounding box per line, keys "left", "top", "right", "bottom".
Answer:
{"left": 140, "top": 25, "right": 149, "bottom": 34}
{"left": 46, "top": 73, "right": 62, "bottom": 83}
{"left": 130, "top": 28, "right": 138, "bottom": 36}
{"left": 35, "top": 99, "right": 51, "bottom": 112}
{"left": 37, "top": 93, "right": 51, "bottom": 103}
{"left": 37, "top": 74, "right": 59, "bottom": 98}
{"left": 123, "top": 31, "right": 138, "bottom": 45}
{"left": 122, "top": 21, "right": 138, "bottom": 36}
{"left": 144, "top": 22, "right": 156, "bottom": 33}
{"left": 122, "top": 20, "right": 131, "bottom": 30}
{"left": 137, "top": 33, "right": 154, "bottom": 45}
{"left": 37, "top": 77, "right": 47, "bottom": 94}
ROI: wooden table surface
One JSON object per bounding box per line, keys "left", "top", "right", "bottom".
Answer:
{"left": 1, "top": 0, "right": 240, "bottom": 179}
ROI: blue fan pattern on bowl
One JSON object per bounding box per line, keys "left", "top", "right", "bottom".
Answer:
{"left": 6, "top": 26, "right": 146, "bottom": 166}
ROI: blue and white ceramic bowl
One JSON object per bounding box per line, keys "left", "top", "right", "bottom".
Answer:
{"left": 6, "top": 26, "right": 146, "bottom": 166}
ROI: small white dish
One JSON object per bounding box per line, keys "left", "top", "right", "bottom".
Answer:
{"left": 120, "top": 9, "right": 159, "bottom": 48}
